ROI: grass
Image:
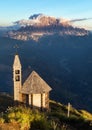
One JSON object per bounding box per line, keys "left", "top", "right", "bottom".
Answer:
{"left": 0, "top": 94, "right": 92, "bottom": 130}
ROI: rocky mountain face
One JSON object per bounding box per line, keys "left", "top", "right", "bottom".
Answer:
{"left": 6, "top": 14, "right": 89, "bottom": 41}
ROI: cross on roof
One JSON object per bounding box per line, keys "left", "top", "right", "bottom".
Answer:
{"left": 14, "top": 44, "right": 19, "bottom": 54}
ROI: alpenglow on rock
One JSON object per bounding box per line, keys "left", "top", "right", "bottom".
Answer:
{"left": 7, "top": 14, "right": 89, "bottom": 41}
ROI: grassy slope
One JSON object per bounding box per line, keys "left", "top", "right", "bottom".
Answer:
{"left": 0, "top": 94, "right": 92, "bottom": 130}
{"left": 49, "top": 100, "right": 92, "bottom": 130}
{"left": 0, "top": 93, "right": 14, "bottom": 112}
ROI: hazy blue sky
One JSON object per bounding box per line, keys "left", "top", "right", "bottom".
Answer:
{"left": 0, "top": 0, "right": 92, "bottom": 30}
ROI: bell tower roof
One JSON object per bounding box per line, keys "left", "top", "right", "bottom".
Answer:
{"left": 13, "top": 54, "right": 21, "bottom": 68}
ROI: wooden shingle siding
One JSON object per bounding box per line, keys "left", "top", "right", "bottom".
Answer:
{"left": 21, "top": 71, "right": 52, "bottom": 94}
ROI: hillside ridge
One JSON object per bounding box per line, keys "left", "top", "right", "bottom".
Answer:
{"left": 0, "top": 94, "right": 92, "bottom": 130}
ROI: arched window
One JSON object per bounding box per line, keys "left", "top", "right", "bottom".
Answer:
{"left": 15, "top": 70, "right": 20, "bottom": 74}
{"left": 15, "top": 75, "right": 20, "bottom": 81}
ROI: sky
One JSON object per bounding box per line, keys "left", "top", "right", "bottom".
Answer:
{"left": 0, "top": 0, "right": 92, "bottom": 30}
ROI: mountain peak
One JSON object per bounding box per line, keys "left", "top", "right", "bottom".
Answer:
{"left": 6, "top": 14, "right": 89, "bottom": 41}
{"left": 14, "top": 14, "right": 63, "bottom": 27}
{"left": 28, "top": 13, "right": 60, "bottom": 26}
{"left": 29, "top": 13, "right": 45, "bottom": 20}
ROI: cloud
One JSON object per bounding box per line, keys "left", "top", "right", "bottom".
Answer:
{"left": 70, "top": 18, "right": 92, "bottom": 23}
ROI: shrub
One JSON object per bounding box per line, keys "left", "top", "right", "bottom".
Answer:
{"left": 31, "top": 119, "right": 49, "bottom": 130}
{"left": 0, "top": 117, "right": 5, "bottom": 123}
{"left": 5, "top": 106, "right": 33, "bottom": 130}
{"left": 31, "top": 109, "right": 49, "bottom": 130}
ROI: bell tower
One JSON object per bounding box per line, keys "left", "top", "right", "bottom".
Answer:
{"left": 13, "top": 54, "right": 22, "bottom": 101}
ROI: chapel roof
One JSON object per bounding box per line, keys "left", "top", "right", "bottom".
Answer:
{"left": 21, "top": 71, "right": 52, "bottom": 94}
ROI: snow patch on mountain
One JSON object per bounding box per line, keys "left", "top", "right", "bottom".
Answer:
{"left": 13, "top": 14, "right": 71, "bottom": 27}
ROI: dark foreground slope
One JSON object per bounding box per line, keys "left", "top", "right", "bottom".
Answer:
{"left": 0, "top": 94, "right": 92, "bottom": 130}
{"left": 0, "top": 34, "right": 92, "bottom": 112}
